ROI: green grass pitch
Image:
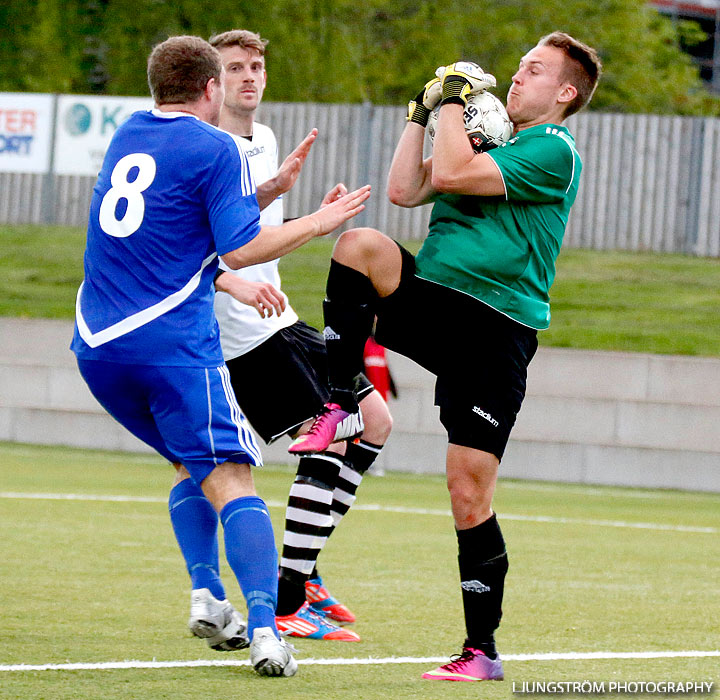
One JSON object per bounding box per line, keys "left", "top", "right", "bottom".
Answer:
{"left": 3, "top": 224, "right": 720, "bottom": 357}
{"left": 0, "top": 442, "right": 718, "bottom": 699}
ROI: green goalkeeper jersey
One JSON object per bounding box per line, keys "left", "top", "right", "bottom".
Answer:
{"left": 415, "top": 123, "right": 581, "bottom": 329}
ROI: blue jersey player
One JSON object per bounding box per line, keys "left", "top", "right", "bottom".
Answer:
{"left": 70, "top": 35, "right": 370, "bottom": 678}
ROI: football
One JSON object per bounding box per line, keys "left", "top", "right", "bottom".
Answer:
{"left": 427, "top": 91, "right": 513, "bottom": 153}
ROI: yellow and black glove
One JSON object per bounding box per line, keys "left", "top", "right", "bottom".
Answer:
{"left": 439, "top": 61, "right": 496, "bottom": 107}
{"left": 406, "top": 74, "right": 443, "bottom": 127}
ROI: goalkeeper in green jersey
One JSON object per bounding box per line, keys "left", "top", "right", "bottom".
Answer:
{"left": 289, "top": 32, "right": 602, "bottom": 682}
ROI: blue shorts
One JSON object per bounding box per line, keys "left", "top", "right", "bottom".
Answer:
{"left": 77, "top": 359, "right": 263, "bottom": 484}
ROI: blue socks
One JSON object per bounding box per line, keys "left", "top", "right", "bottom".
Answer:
{"left": 221, "top": 496, "right": 279, "bottom": 637}
{"left": 168, "top": 479, "right": 225, "bottom": 600}
{"left": 170, "top": 482, "right": 279, "bottom": 638}
{"left": 168, "top": 479, "right": 226, "bottom": 600}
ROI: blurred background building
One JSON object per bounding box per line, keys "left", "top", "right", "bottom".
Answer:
{"left": 651, "top": 0, "right": 720, "bottom": 90}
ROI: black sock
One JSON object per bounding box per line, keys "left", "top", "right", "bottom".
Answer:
{"left": 464, "top": 635, "right": 499, "bottom": 660}
{"left": 323, "top": 260, "right": 378, "bottom": 399}
{"left": 276, "top": 572, "right": 307, "bottom": 616}
{"left": 344, "top": 439, "right": 383, "bottom": 474}
{"left": 457, "top": 514, "right": 508, "bottom": 658}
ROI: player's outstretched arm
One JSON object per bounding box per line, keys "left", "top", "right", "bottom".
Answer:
{"left": 215, "top": 274, "right": 286, "bottom": 318}
{"left": 256, "top": 129, "right": 318, "bottom": 211}
{"left": 320, "top": 182, "right": 348, "bottom": 207}
{"left": 221, "top": 184, "right": 371, "bottom": 269}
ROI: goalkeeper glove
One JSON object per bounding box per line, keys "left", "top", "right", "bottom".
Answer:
{"left": 406, "top": 75, "right": 443, "bottom": 127}
{"left": 439, "top": 61, "right": 496, "bottom": 107}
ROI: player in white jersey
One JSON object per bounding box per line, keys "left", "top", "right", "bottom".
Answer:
{"left": 70, "top": 35, "right": 370, "bottom": 677}
{"left": 214, "top": 121, "right": 297, "bottom": 357}
{"left": 208, "top": 29, "right": 393, "bottom": 642}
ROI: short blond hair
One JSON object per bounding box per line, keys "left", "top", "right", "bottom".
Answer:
{"left": 209, "top": 29, "right": 268, "bottom": 56}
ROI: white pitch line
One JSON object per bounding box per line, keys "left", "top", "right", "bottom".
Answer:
{"left": 498, "top": 513, "right": 718, "bottom": 534}
{"left": 0, "top": 492, "right": 717, "bottom": 534}
{"left": 351, "top": 504, "right": 719, "bottom": 534}
{"left": 0, "top": 491, "right": 166, "bottom": 503}
{"left": 1, "top": 650, "right": 718, "bottom": 673}
{"left": 500, "top": 481, "right": 664, "bottom": 499}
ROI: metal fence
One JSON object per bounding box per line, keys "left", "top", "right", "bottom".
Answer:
{"left": 566, "top": 111, "right": 720, "bottom": 256}
{"left": 2, "top": 102, "right": 720, "bottom": 256}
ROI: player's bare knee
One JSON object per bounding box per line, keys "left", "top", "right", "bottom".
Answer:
{"left": 448, "top": 488, "right": 481, "bottom": 526}
{"left": 361, "top": 414, "right": 392, "bottom": 445}
{"left": 379, "top": 411, "right": 393, "bottom": 444}
{"left": 359, "top": 392, "right": 393, "bottom": 443}
{"left": 448, "top": 485, "right": 493, "bottom": 529}
{"left": 447, "top": 468, "right": 494, "bottom": 526}
{"left": 334, "top": 228, "right": 388, "bottom": 264}
{"left": 331, "top": 228, "right": 401, "bottom": 296}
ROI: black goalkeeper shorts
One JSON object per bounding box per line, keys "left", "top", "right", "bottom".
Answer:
{"left": 374, "top": 243, "right": 538, "bottom": 459}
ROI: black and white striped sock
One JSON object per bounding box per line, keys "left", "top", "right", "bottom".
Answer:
{"left": 330, "top": 440, "right": 383, "bottom": 526}
{"left": 277, "top": 452, "right": 344, "bottom": 615}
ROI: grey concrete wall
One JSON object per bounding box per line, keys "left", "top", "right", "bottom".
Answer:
{"left": 380, "top": 349, "right": 720, "bottom": 493}
{"left": 1, "top": 318, "right": 718, "bottom": 492}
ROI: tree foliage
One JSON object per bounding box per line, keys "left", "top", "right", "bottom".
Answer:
{"left": 1, "top": 0, "right": 719, "bottom": 115}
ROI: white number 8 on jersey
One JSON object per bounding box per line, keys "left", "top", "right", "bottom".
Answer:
{"left": 98, "top": 153, "right": 157, "bottom": 238}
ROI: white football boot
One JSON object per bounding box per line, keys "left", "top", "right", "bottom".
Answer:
{"left": 250, "top": 627, "right": 298, "bottom": 677}
{"left": 188, "top": 588, "right": 249, "bottom": 651}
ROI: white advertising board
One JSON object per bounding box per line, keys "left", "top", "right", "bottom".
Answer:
{"left": 54, "top": 95, "right": 153, "bottom": 176}
{"left": 0, "top": 93, "right": 54, "bottom": 174}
